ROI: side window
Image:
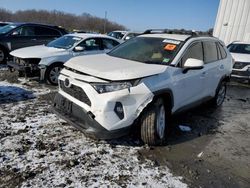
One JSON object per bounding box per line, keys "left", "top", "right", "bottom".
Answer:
{"left": 34, "top": 26, "right": 60, "bottom": 36}
{"left": 78, "top": 38, "right": 101, "bottom": 51}
{"left": 217, "top": 43, "right": 227, "bottom": 59}
{"left": 181, "top": 42, "right": 203, "bottom": 66}
{"left": 203, "top": 41, "right": 218, "bottom": 63}
{"left": 13, "top": 26, "right": 35, "bottom": 36}
{"left": 102, "top": 39, "right": 119, "bottom": 50}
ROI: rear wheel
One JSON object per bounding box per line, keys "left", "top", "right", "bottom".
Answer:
{"left": 45, "top": 63, "right": 63, "bottom": 85}
{"left": 0, "top": 48, "right": 6, "bottom": 64}
{"left": 212, "top": 81, "right": 227, "bottom": 107}
{"left": 140, "top": 98, "right": 167, "bottom": 146}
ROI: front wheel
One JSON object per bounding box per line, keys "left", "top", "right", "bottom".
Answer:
{"left": 212, "top": 81, "right": 227, "bottom": 107}
{"left": 140, "top": 98, "right": 167, "bottom": 146}
{"left": 45, "top": 63, "right": 63, "bottom": 85}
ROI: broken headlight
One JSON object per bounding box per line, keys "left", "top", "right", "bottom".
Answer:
{"left": 91, "top": 82, "right": 133, "bottom": 94}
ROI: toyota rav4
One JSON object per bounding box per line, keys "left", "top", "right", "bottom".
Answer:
{"left": 53, "top": 30, "right": 233, "bottom": 145}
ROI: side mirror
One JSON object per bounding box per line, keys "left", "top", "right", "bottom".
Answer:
{"left": 183, "top": 58, "right": 204, "bottom": 73}
{"left": 125, "top": 36, "right": 131, "bottom": 40}
{"left": 74, "top": 46, "right": 85, "bottom": 52}
{"left": 11, "top": 31, "right": 19, "bottom": 36}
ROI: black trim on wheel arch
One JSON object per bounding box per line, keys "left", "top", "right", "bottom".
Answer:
{"left": 153, "top": 89, "right": 174, "bottom": 109}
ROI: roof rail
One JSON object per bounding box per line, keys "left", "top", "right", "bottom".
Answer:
{"left": 143, "top": 29, "right": 211, "bottom": 37}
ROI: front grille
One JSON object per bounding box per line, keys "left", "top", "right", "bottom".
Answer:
{"left": 233, "top": 61, "right": 250, "bottom": 69}
{"left": 59, "top": 80, "right": 91, "bottom": 106}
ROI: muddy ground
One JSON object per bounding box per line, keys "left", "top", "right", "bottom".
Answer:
{"left": 0, "top": 67, "right": 250, "bottom": 188}
{"left": 141, "top": 81, "right": 250, "bottom": 188}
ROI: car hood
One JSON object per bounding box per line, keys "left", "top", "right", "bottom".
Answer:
{"left": 231, "top": 53, "right": 250, "bottom": 62}
{"left": 64, "top": 54, "right": 167, "bottom": 81}
{"left": 10, "top": 45, "right": 67, "bottom": 59}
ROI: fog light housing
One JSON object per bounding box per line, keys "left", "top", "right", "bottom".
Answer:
{"left": 114, "top": 102, "right": 124, "bottom": 120}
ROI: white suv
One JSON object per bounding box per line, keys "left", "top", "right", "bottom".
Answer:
{"left": 53, "top": 31, "right": 233, "bottom": 145}
{"left": 227, "top": 41, "right": 250, "bottom": 83}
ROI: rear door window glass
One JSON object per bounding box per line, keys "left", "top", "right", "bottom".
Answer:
{"left": 203, "top": 41, "right": 218, "bottom": 63}
{"left": 102, "top": 39, "right": 119, "bottom": 50}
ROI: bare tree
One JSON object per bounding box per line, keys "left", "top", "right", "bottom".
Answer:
{"left": 0, "top": 9, "right": 127, "bottom": 33}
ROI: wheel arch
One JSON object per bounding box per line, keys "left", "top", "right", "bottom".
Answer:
{"left": 152, "top": 89, "right": 174, "bottom": 112}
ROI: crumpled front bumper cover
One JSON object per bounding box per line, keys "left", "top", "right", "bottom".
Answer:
{"left": 52, "top": 93, "right": 131, "bottom": 140}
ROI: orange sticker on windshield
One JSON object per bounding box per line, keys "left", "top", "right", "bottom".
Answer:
{"left": 164, "top": 44, "right": 176, "bottom": 51}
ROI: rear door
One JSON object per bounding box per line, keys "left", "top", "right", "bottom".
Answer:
{"left": 202, "top": 40, "right": 224, "bottom": 97}
{"left": 34, "top": 26, "right": 62, "bottom": 45}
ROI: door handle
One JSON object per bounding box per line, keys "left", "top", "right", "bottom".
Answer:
{"left": 31, "top": 38, "right": 37, "bottom": 41}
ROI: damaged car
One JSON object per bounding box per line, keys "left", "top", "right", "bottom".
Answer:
{"left": 7, "top": 33, "right": 121, "bottom": 85}
{"left": 53, "top": 30, "right": 233, "bottom": 145}
{"left": 227, "top": 41, "right": 250, "bottom": 83}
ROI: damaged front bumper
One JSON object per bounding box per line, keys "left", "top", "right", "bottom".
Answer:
{"left": 52, "top": 93, "right": 131, "bottom": 139}
{"left": 7, "top": 58, "right": 40, "bottom": 77}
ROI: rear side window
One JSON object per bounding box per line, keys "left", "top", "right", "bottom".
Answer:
{"left": 102, "top": 38, "right": 120, "bottom": 50}
{"left": 181, "top": 42, "right": 203, "bottom": 66}
{"left": 203, "top": 41, "right": 218, "bottom": 63}
{"left": 34, "top": 26, "right": 60, "bottom": 36}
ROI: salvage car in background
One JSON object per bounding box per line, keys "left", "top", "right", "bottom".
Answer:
{"left": 227, "top": 41, "right": 250, "bottom": 83}
{"left": 53, "top": 30, "right": 233, "bottom": 145}
{"left": 0, "top": 22, "right": 67, "bottom": 63}
{"left": 0, "top": 22, "right": 12, "bottom": 28}
{"left": 8, "top": 33, "right": 121, "bottom": 85}
{"left": 108, "top": 30, "right": 140, "bottom": 41}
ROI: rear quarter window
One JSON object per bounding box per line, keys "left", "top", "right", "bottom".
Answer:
{"left": 34, "top": 26, "right": 61, "bottom": 36}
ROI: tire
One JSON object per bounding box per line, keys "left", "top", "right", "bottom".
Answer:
{"left": 45, "top": 63, "right": 63, "bottom": 85}
{"left": 0, "top": 47, "right": 7, "bottom": 64}
{"left": 212, "top": 81, "right": 227, "bottom": 107}
{"left": 140, "top": 98, "right": 167, "bottom": 146}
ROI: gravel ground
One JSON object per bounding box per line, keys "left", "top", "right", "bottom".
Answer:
{"left": 0, "top": 68, "right": 187, "bottom": 187}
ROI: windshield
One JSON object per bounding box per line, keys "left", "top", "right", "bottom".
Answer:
{"left": 228, "top": 43, "right": 250, "bottom": 54}
{"left": 108, "top": 37, "right": 183, "bottom": 65}
{"left": 46, "top": 35, "right": 82, "bottom": 49}
{"left": 0, "top": 24, "right": 19, "bottom": 34}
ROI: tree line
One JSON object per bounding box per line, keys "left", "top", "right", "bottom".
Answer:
{"left": 0, "top": 8, "right": 126, "bottom": 33}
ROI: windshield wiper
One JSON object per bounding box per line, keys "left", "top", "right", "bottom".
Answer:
{"left": 144, "top": 61, "right": 165, "bottom": 65}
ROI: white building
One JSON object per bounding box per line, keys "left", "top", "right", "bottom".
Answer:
{"left": 213, "top": 0, "right": 250, "bottom": 45}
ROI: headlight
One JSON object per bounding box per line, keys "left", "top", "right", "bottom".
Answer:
{"left": 91, "top": 82, "right": 133, "bottom": 94}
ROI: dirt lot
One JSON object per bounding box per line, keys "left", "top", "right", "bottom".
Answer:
{"left": 0, "top": 67, "right": 250, "bottom": 188}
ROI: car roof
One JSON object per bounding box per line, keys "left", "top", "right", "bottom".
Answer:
{"left": 66, "top": 33, "right": 121, "bottom": 41}
{"left": 7, "top": 22, "right": 63, "bottom": 28}
{"left": 138, "top": 33, "right": 191, "bottom": 41}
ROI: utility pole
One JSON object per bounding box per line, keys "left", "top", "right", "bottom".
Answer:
{"left": 104, "top": 11, "right": 107, "bottom": 34}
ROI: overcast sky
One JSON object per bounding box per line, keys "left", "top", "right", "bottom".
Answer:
{"left": 0, "top": 0, "right": 220, "bottom": 31}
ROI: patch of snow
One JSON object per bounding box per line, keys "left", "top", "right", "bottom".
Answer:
{"left": 0, "top": 79, "right": 187, "bottom": 188}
